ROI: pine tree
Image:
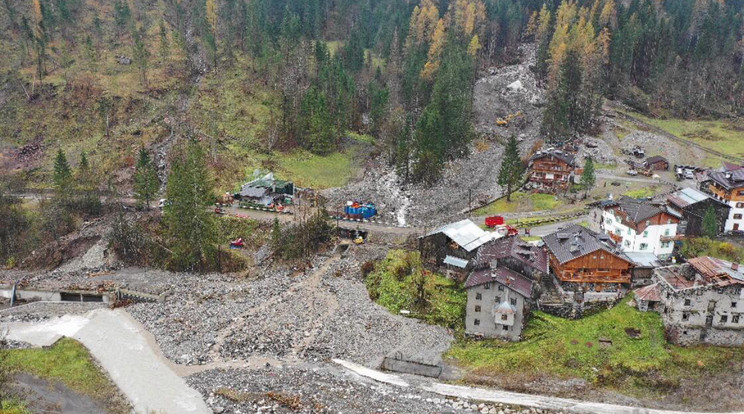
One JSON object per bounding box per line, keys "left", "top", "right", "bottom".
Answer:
{"left": 132, "top": 26, "right": 149, "bottom": 88}
{"left": 53, "top": 149, "right": 72, "bottom": 190}
{"left": 702, "top": 205, "right": 718, "bottom": 238}
{"left": 300, "top": 86, "right": 335, "bottom": 155}
{"left": 497, "top": 135, "right": 525, "bottom": 202}
{"left": 76, "top": 151, "right": 101, "bottom": 215}
{"left": 159, "top": 19, "right": 170, "bottom": 65}
{"left": 134, "top": 147, "right": 159, "bottom": 210}
{"left": 580, "top": 157, "right": 596, "bottom": 194}
{"left": 163, "top": 140, "right": 217, "bottom": 272}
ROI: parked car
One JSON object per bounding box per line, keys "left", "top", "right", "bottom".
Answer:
{"left": 684, "top": 169, "right": 695, "bottom": 179}
{"left": 626, "top": 169, "right": 638, "bottom": 176}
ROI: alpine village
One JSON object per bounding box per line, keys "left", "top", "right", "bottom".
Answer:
{"left": 2, "top": 1, "right": 744, "bottom": 414}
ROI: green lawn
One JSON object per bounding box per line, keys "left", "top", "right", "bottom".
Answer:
{"left": 366, "top": 250, "right": 467, "bottom": 330}
{"left": 475, "top": 192, "right": 565, "bottom": 216}
{"left": 2, "top": 338, "right": 129, "bottom": 413}
{"left": 623, "top": 111, "right": 744, "bottom": 158}
{"left": 447, "top": 297, "right": 744, "bottom": 396}
{"left": 275, "top": 150, "right": 360, "bottom": 189}
{"left": 624, "top": 187, "right": 656, "bottom": 198}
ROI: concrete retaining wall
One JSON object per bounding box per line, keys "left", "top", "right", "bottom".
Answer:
{"left": 0, "top": 286, "right": 112, "bottom": 303}
{"left": 381, "top": 356, "right": 442, "bottom": 378}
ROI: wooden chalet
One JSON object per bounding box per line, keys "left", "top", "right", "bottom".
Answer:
{"left": 527, "top": 149, "right": 576, "bottom": 191}
{"left": 543, "top": 224, "right": 634, "bottom": 288}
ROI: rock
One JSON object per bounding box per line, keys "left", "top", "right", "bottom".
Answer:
{"left": 507, "top": 79, "right": 523, "bottom": 91}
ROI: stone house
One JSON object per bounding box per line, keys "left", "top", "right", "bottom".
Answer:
{"left": 653, "top": 256, "right": 744, "bottom": 346}
{"left": 464, "top": 265, "right": 535, "bottom": 341}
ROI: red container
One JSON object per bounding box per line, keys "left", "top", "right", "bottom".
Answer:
{"left": 485, "top": 216, "right": 505, "bottom": 228}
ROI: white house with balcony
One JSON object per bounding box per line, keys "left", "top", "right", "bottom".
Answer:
{"left": 599, "top": 196, "right": 680, "bottom": 259}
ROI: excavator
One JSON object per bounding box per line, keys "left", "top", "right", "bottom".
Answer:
{"left": 496, "top": 111, "right": 524, "bottom": 127}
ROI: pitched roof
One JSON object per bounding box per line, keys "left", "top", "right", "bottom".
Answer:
{"left": 625, "top": 252, "right": 661, "bottom": 268}
{"left": 644, "top": 156, "right": 668, "bottom": 165}
{"left": 688, "top": 256, "right": 744, "bottom": 283}
{"left": 443, "top": 255, "right": 469, "bottom": 268}
{"left": 605, "top": 196, "right": 666, "bottom": 225}
{"left": 239, "top": 186, "right": 270, "bottom": 198}
{"left": 666, "top": 187, "right": 709, "bottom": 209}
{"left": 475, "top": 236, "right": 548, "bottom": 274}
{"left": 424, "top": 219, "right": 497, "bottom": 252}
{"left": 709, "top": 170, "right": 744, "bottom": 191}
{"left": 634, "top": 283, "right": 661, "bottom": 302}
{"left": 543, "top": 224, "right": 630, "bottom": 265}
{"left": 529, "top": 149, "right": 575, "bottom": 166}
{"left": 656, "top": 258, "right": 744, "bottom": 293}
{"left": 465, "top": 266, "right": 534, "bottom": 298}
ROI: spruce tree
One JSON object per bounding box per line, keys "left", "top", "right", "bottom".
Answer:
{"left": 497, "top": 135, "right": 525, "bottom": 202}
{"left": 580, "top": 157, "right": 596, "bottom": 195}
{"left": 163, "top": 140, "right": 217, "bottom": 272}
{"left": 702, "top": 205, "right": 718, "bottom": 238}
{"left": 134, "top": 147, "right": 159, "bottom": 210}
{"left": 53, "top": 148, "right": 72, "bottom": 189}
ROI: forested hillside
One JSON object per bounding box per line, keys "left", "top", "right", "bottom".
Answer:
{"left": 1, "top": 0, "right": 741, "bottom": 188}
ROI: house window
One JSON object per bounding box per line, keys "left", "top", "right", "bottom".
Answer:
{"left": 498, "top": 285, "right": 504, "bottom": 291}
{"left": 502, "top": 325, "right": 509, "bottom": 331}
{"left": 734, "top": 315, "right": 740, "bottom": 324}
{"left": 475, "top": 305, "right": 481, "bottom": 312}
{"left": 661, "top": 241, "right": 671, "bottom": 248}
{"left": 646, "top": 220, "right": 650, "bottom": 226}
{"left": 476, "top": 293, "right": 482, "bottom": 300}
{"left": 484, "top": 284, "right": 490, "bottom": 290}
{"left": 640, "top": 243, "right": 648, "bottom": 250}
{"left": 474, "top": 319, "right": 480, "bottom": 326}
{"left": 733, "top": 302, "right": 738, "bottom": 308}
{"left": 510, "top": 298, "right": 517, "bottom": 306}
{"left": 721, "top": 315, "right": 729, "bottom": 323}
{"left": 735, "top": 214, "right": 743, "bottom": 220}
{"left": 737, "top": 202, "right": 744, "bottom": 208}
{"left": 682, "top": 312, "right": 690, "bottom": 321}
{"left": 738, "top": 191, "right": 744, "bottom": 196}
{"left": 624, "top": 240, "right": 631, "bottom": 247}
{"left": 664, "top": 229, "right": 670, "bottom": 236}
{"left": 684, "top": 299, "right": 691, "bottom": 306}
{"left": 501, "top": 314, "right": 508, "bottom": 321}
{"left": 495, "top": 296, "right": 501, "bottom": 303}
{"left": 616, "top": 228, "right": 623, "bottom": 235}
{"left": 643, "top": 231, "right": 649, "bottom": 237}
{"left": 605, "top": 218, "right": 612, "bottom": 225}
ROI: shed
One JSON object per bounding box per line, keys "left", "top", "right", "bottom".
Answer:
{"left": 644, "top": 156, "right": 669, "bottom": 171}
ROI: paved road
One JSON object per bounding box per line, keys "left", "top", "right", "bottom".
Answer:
{"left": 334, "top": 359, "right": 734, "bottom": 414}
{"left": 6, "top": 309, "right": 211, "bottom": 414}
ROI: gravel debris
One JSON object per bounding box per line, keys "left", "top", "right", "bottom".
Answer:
{"left": 125, "top": 246, "right": 452, "bottom": 368}
{"left": 188, "top": 365, "right": 567, "bottom": 414}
